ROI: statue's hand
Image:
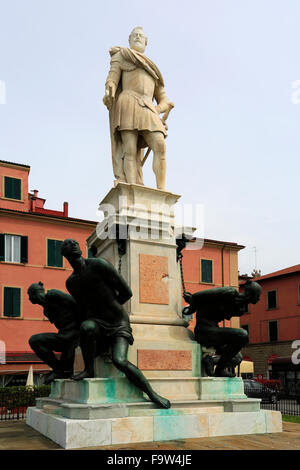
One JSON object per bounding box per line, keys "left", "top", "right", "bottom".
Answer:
{"left": 183, "top": 292, "right": 192, "bottom": 304}
{"left": 103, "top": 83, "right": 116, "bottom": 110}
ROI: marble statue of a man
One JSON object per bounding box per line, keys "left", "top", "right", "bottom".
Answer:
{"left": 103, "top": 26, "right": 174, "bottom": 190}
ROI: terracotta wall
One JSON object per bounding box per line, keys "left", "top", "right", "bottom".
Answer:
{"left": 241, "top": 273, "right": 300, "bottom": 344}
{"left": 0, "top": 213, "right": 95, "bottom": 352}
{"left": 0, "top": 164, "right": 30, "bottom": 212}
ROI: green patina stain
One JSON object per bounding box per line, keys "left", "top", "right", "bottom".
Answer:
{"left": 193, "top": 343, "right": 201, "bottom": 376}
{"left": 103, "top": 378, "right": 118, "bottom": 402}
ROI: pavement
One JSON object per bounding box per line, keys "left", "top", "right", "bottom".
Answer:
{"left": 1, "top": 419, "right": 300, "bottom": 450}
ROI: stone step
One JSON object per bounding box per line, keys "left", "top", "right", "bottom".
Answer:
{"left": 36, "top": 395, "right": 260, "bottom": 420}
{"left": 49, "top": 375, "right": 247, "bottom": 404}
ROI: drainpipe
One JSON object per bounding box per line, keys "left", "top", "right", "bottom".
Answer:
{"left": 222, "top": 244, "right": 225, "bottom": 327}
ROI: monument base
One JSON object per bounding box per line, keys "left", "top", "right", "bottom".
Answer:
{"left": 26, "top": 405, "right": 282, "bottom": 449}
{"left": 26, "top": 376, "right": 282, "bottom": 449}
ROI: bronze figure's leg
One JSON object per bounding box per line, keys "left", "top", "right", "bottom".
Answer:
{"left": 29, "top": 333, "right": 73, "bottom": 384}
{"left": 29, "top": 333, "right": 62, "bottom": 371}
{"left": 71, "top": 320, "right": 100, "bottom": 381}
{"left": 198, "top": 327, "right": 248, "bottom": 378}
{"left": 111, "top": 336, "right": 170, "bottom": 409}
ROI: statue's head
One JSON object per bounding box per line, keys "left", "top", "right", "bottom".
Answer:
{"left": 129, "top": 26, "right": 147, "bottom": 53}
{"left": 244, "top": 280, "right": 262, "bottom": 304}
{"left": 61, "top": 238, "right": 82, "bottom": 260}
{"left": 27, "top": 281, "right": 45, "bottom": 304}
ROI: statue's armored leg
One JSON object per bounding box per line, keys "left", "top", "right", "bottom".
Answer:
{"left": 71, "top": 320, "right": 99, "bottom": 380}
{"left": 121, "top": 130, "right": 139, "bottom": 184}
{"left": 112, "top": 337, "right": 170, "bottom": 409}
{"left": 143, "top": 131, "right": 166, "bottom": 190}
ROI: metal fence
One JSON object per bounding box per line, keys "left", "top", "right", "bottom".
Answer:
{"left": 261, "top": 397, "right": 300, "bottom": 416}
{"left": 244, "top": 381, "right": 300, "bottom": 416}
{"left": 0, "top": 386, "right": 50, "bottom": 421}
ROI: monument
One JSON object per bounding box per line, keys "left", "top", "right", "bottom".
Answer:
{"left": 26, "top": 27, "right": 282, "bottom": 448}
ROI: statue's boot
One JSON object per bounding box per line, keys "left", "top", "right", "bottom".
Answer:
{"left": 214, "top": 367, "right": 235, "bottom": 378}
{"left": 71, "top": 370, "right": 94, "bottom": 381}
{"left": 44, "top": 370, "right": 72, "bottom": 385}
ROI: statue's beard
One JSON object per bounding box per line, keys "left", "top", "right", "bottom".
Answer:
{"left": 130, "top": 43, "right": 145, "bottom": 54}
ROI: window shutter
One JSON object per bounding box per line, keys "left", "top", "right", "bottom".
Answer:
{"left": 12, "top": 288, "right": 21, "bottom": 317}
{"left": 201, "top": 259, "right": 213, "bottom": 283}
{"left": 4, "top": 287, "right": 13, "bottom": 316}
{"left": 4, "top": 287, "right": 21, "bottom": 317}
{"left": 55, "top": 240, "right": 63, "bottom": 267}
{"left": 0, "top": 234, "right": 4, "bottom": 262}
{"left": 48, "top": 240, "right": 55, "bottom": 266}
{"left": 48, "top": 239, "right": 63, "bottom": 267}
{"left": 20, "top": 236, "right": 28, "bottom": 263}
{"left": 267, "top": 291, "right": 277, "bottom": 309}
{"left": 13, "top": 178, "right": 21, "bottom": 199}
{"left": 4, "top": 177, "right": 21, "bottom": 200}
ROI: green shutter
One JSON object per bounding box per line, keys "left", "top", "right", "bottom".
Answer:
{"left": 4, "top": 287, "right": 21, "bottom": 317}
{"left": 4, "top": 177, "right": 21, "bottom": 200}
{"left": 21, "top": 236, "right": 28, "bottom": 263}
{"left": 201, "top": 259, "right": 213, "bottom": 283}
{"left": 12, "top": 288, "right": 21, "bottom": 317}
{"left": 48, "top": 239, "right": 63, "bottom": 267}
{"left": 55, "top": 240, "right": 63, "bottom": 267}
{"left": 0, "top": 234, "right": 4, "bottom": 261}
{"left": 4, "top": 287, "right": 13, "bottom": 316}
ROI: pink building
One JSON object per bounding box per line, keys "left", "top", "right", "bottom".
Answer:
{"left": 0, "top": 160, "right": 96, "bottom": 386}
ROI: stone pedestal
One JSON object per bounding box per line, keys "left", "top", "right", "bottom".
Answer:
{"left": 85, "top": 183, "right": 201, "bottom": 386}
{"left": 26, "top": 183, "right": 283, "bottom": 448}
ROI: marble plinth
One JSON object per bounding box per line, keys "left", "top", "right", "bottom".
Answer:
{"left": 26, "top": 404, "right": 282, "bottom": 449}
{"left": 26, "top": 375, "right": 282, "bottom": 448}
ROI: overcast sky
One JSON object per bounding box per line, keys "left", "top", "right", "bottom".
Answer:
{"left": 1, "top": 0, "right": 300, "bottom": 276}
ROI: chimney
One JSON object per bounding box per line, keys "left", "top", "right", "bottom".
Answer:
{"left": 63, "top": 202, "right": 68, "bottom": 217}
{"left": 30, "top": 189, "right": 39, "bottom": 212}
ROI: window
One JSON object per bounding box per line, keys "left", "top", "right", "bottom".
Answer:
{"left": 47, "top": 239, "right": 63, "bottom": 267}
{"left": 267, "top": 290, "right": 277, "bottom": 309}
{"left": 3, "top": 287, "right": 21, "bottom": 317}
{"left": 4, "top": 176, "right": 21, "bottom": 200}
{"left": 201, "top": 259, "right": 213, "bottom": 283}
{"left": 0, "top": 234, "right": 28, "bottom": 263}
{"left": 87, "top": 245, "right": 97, "bottom": 258}
{"left": 269, "top": 320, "right": 278, "bottom": 342}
